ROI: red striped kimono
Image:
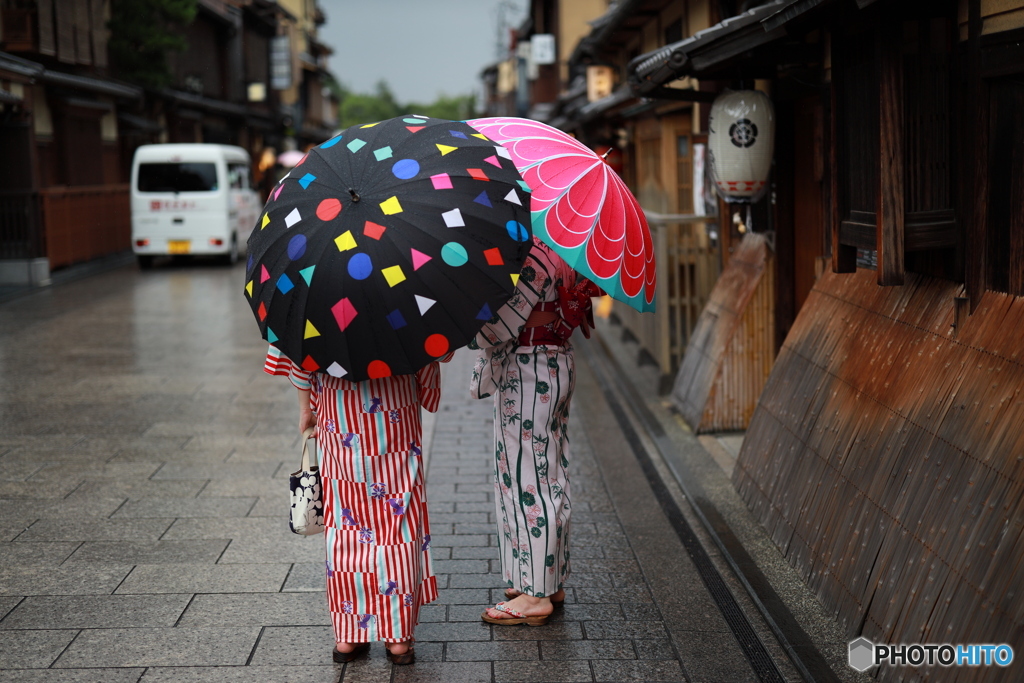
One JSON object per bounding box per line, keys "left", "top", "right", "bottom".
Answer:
{"left": 265, "top": 347, "right": 442, "bottom": 643}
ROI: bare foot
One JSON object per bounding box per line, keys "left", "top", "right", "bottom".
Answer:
{"left": 505, "top": 587, "right": 565, "bottom": 603}
{"left": 484, "top": 593, "right": 554, "bottom": 620}
{"left": 387, "top": 640, "right": 411, "bottom": 655}
{"left": 335, "top": 642, "right": 360, "bottom": 653}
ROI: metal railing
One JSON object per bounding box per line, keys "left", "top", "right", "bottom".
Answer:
{"left": 613, "top": 212, "right": 721, "bottom": 384}
{"left": 0, "top": 190, "right": 43, "bottom": 260}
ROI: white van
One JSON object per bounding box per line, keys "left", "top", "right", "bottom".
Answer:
{"left": 131, "top": 143, "right": 261, "bottom": 268}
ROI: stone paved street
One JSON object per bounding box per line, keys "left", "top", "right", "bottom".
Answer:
{"left": 0, "top": 261, "right": 841, "bottom": 682}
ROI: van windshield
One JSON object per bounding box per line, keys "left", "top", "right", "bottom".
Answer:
{"left": 137, "top": 163, "right": 218, "bottom": 193}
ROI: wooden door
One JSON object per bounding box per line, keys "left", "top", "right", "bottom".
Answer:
{"left": 635, "top": 117, "right": 666, "bottom": 212}
{"left": 792, "top": 96, "right": 825, "bottom": 312}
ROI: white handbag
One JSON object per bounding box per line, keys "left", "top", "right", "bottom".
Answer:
{"left": 288, "top": 427, "right": 325, "bottom": 535}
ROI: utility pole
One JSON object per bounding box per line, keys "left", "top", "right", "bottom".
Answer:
{"left": 495, "top": 0, "right": 524, "bottom": 61}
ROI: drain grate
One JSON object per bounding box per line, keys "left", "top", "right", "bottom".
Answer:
{"left": 581, "top": 341, "right": 788, "bottom": 683}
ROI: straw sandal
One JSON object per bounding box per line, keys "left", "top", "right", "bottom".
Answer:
{"left": 332, "top": 642, "right": 370, "bottom": 663}
{"left": 481, "top": 601, "right": 550, "bottom": 626}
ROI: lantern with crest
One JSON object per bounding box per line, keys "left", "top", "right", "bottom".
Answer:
{"left": 707, "top": 90, "right": 774, "bottom": 203}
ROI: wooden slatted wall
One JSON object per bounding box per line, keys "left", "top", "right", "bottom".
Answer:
{"left": 55, "top": 0, "right": 76, "bottom": 64}
{"left": 615, "top": 219, "right": 720, "bottom": 385}
{"left": 733, "top": 267, "right": 1024, "bottom": 681}
{"left": 41, "top": 184, "right": 130, "bottom": 268}
{"left": 672, "top": 232, "right": 774, "bottom": 432}
{"left": 702, "top": 252, "right": 775, "bottom": 432}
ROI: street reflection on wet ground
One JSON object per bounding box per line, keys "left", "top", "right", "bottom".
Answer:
{"left": 0, "top": 260, "right": 817, "bottom": 681}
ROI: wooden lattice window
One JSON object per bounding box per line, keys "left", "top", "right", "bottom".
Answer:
{"left": 0, "top": 7, "right": 35, "bottom": 52}
{"left": 831, "top": 3, "right": 958, "bottom": 284}
{"left": 635, "top": 118, "right": 665, "bottom": 211}
{"left": 836, "top": 27, "right": 879, "bottom": 249}
{"left": 676, "top": 134, "right": 693, "bottom": 215}
{"left": 902, "top": 17, "right": 956, "bottom": 250}
{"left": 664, "top": 18, "right": 682, "bottom": 46}
{"left": 987, "top": 79, "right": 1024, "bottom": 295}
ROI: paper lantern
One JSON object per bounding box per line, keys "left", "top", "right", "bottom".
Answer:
{"left": 707, "top": 90, "right": 774, "bottom": 203}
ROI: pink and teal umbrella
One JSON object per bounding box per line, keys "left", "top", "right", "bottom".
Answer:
{"left": 467, "top": 117, "right": 656, "bottom": 312}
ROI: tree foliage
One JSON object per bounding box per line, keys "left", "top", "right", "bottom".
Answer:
{"left": 339, "top": 81, "right": 400, "bottom": 129}
{"left": 336, "top": 80, "right": 477, "bottom": 130}
{"left": 108, "top": 0, "right": 198, "bottom": 89}
{"left": 410, "top": 94, "right": 477, "bottom": 123}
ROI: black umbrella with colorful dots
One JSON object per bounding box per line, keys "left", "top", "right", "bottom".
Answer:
{"left": 244, "top": 115, "right": 533, "bottom": 383}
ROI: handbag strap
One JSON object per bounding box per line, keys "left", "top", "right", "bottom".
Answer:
{"left": 300, "top": 426, "right": 318, "bottom": 470}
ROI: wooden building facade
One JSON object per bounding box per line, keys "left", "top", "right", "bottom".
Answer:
{"left": 0, "top": 2, "right": 140, "bottom": 281}
{"left": 489, "top": 0, "right": 1024, "bottom": 672}
{"left": 484, "top": 0, "right": 737, "bottom": 395}
{"left": 626, "top": 0, "right": 828, "bottom": 425}
{"left": 485, "top": 0, "right": 803, "bottom": 419}
{"left": 629, "top": 0, "right": 1024, "bottom": 676}
{"left": 0, "top": 0, "right": 338, "bottom": 283}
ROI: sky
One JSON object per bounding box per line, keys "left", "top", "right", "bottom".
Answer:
{"left": 317, "top": 0, "right": 527, "bottom": 105}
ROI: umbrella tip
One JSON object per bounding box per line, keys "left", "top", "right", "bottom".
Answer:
{"left": 348, "top": 188, "right": 361, "bottom": 202}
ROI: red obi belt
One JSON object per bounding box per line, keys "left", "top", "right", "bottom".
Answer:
{"left": 517, "top": 279, "right": 604, "bottom": 346}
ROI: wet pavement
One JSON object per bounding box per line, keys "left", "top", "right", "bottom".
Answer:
{"left": 0, "top": 259, "right": 856, "bottom": 682}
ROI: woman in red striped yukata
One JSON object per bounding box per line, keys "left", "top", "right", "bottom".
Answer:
{"left": 266, "top": 347, "right": 451, "bottom": 665}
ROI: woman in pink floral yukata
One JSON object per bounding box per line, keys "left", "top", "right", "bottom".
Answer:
{"left": 469, "top": 236, "right": 601, "bottom": 626}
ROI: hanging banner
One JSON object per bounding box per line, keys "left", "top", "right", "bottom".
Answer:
{"left": 271, "top": 35, "right": 292, "bottom": 90}
{"left": 532, "top": 34, "right": 556, "bottom": 65}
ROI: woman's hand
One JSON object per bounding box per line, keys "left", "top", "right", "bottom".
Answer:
{"left": 299, "top": 406, "right": 316, "bottom": 435}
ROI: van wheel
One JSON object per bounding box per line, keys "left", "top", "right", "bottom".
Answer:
{"left": 222, "top": 236, "right": 239, "bottom": 266}
{"left": 137, "top": 255, "right": 154, "bottom": 270}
